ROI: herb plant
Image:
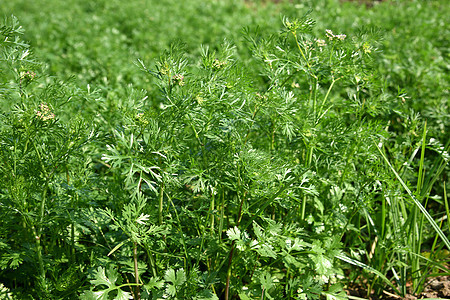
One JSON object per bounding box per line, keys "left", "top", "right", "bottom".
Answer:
{"left": 0, "top": 0, "right": 449, "bottom": 299}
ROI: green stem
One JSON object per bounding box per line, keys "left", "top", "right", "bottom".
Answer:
{"left": 70, "top": 220, "right": 75, "bottom": 263}
{"left": 133, "top": 241, "right": 141, "bottom": 300}
{"left": 244, "top": 103, "right": 260, "bottom": 145}
{"left": 444, "top": 182, "right": 449, "bottom": 233}
{"left": 225, "top": 190, "right": 246, "bottom": 300}
{"left": 30, "top": 140, "right": 51, "bottom": 290}
{"left": 316, "top": 78, "right": 339, "bottom": 124}
{"left": 31, "top": 225, "right": 47, "bottom": 292}
{"left": 301, "top": 195, "right": 307, "bottom": 221}
{"left": 158, "top": 182, "right": 164, "bottom": 225}
{"left": 224, "top": 242, "right": 235, "bottom": 300}
{"left": 292, "top": 32, "right": 311, "bottom": 70}
{"left": 219, "top": 189, "right": 225, "bottom": 242}
{"left": 210, "top": 191, "right": 215, "bottom": 234}
{"left": 145, "top": 246, "right": 157, "bottom": 278}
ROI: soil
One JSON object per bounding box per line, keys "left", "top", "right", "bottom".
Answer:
{"left": 346, "top": 275, "right": 450, "bottom": 299}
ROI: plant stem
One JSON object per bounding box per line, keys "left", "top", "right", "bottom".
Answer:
{"left": 224, "top": 242, "right": 235, "bottom": 300}
{"left": 133, "top": 241, "right": 141, "bottom": 300}
{"left": 225, "top": 191, "right": 247, "bottom": 300}
{"left": 219, "top": 189, "right": 225, "bottom": 242}
{"left": 145, "top": 246, "right": 157, "bottom": 278}
{"left": 210, "top": 190, "right": 215, "bottom": 234}
{"left": 158, "top": 182, "right": 164, "bottom": 225}
{"left": 316, "top": 77, "right": 339, "bottom": 124}
{"left": 292, "top": 32, "right": 311, "bottom": 70}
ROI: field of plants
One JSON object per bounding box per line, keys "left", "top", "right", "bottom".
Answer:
{"left": 0, "top": 0, "right": 448, "bottom": 299}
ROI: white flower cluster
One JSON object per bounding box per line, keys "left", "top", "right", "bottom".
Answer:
{"left": 326, "top": 29, "right": 346, "bottom": 41}
{"left": 172, "top": 73, "right": 185, "bottom": 86}
{"left": 316, "top": 39, "right": 327, "bottom": 47}
{"left": 35, "top": 103, "right": 55, "bottom": 121}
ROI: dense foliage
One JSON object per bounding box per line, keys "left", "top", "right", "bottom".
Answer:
{"left": 0, "top": 0, "right": 448, "bottom": 299}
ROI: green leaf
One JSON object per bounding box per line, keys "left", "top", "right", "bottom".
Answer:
{"left": 194, "top": 289, "right": 219, "bottom": 300}
{"left": 79, "top": 290, "right": 96, "bottom": 300}
{"left": 144, "top": 277, "right": 164, "bottom": 290}
{"left": 226, "top": 226, "right": 241, "bottom": 241}
{"left": 136, "top": 213, "right": 150, "bottom": 225}
{"left": 91, "top": 266, "right": 116, "bottom": 288}
{"left": 93, "top": 290, "right": 110, "bottom": 300}
{"left": 259, "top": 271, "right": 274, "bottom": 291}
{"left": 108, "top": 240, "right": 128, "bottom": 257}
{"left": 115, "top": 289, "right": 133, "bottom": 300}
{"left": 0, "top": 252, "right": 23, "bottom": 270}
{"left": 255, "top": 244, "right": 277, "bottom": 259}
{"left": 310, "top": 254, "right": 332, "bottom": 275}
{"left": 166, "top": 284, "right": 177, "bottom": 297}
{"left": 164, "top": 268, "right": 186, "bottom": 297}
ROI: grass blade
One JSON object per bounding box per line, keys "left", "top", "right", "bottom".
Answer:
{"left": 336, "top": 254, "right": 399, "bottom": 294}
{"left": 374, "top": 141, "right": 450, "bottom": 250}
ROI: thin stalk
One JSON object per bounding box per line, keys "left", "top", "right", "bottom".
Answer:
{"left": 270, "top": 122, "right": 275, "bottom": 152}
{"left": 224, "top": 242, "right": 235, "bottom": 300}
{"left": 301, "top": 143, "right": 314, "bottom": 220}
{"left": 145, "top": 246, "right": 158, "bottom": 278}
{"left": 30, "top": 140, "right": 51, "bottom": 290}
{"left": 158, "top": 182, "right": 164, "bottom": 225}
{"left": 444, "top": 182, "right": 449, "bottom": 233}
{"left": 416, "top": 121, "right": 427, "bottom": 196}
{"left": 414, "top": 214, "right": 446, "bottom": 295}
{"left": 188, "top": 117, "right": 204, "bottom": 146}
{"left": 412, "top": 124, "right": 427, "bottom": 290}
{"left": 68, "top": 169, "right": 75, "bottom": 263}
{"left": 381, "top": 195, "right": 386, "bottom": 240}
{"left": 311, "top": 80, "right": 318, "bottom": 122}
{"left": 292, "top": 32, "right": 311, "bottom": 70}
{"left": 218, "top": 189, "right": 225, "bottom": 242}
{"left": 210, "top": 191, "right": 215, "bottom": 234}
{"left": 31, "top": 224, "right": 46, "bottom": 291}
{"left": 70, "top": 220, "right": 75, "bottom": 263}
{"left": 301, "top": 194, "right": 307, "bottom": 221}
{"left": 225, "top": 191, "right": 247, "bottom": 300}
{"left": 244, "top": 103, "right": 260, "bottom": 145}
{"left": 133, "top": 241, "right": 141, "bottom": 300}
{"left": 31, "top": 140, "right": 50, "bottom": 231}
{"left": 167, "top": 194, "right": 190, "bottom": 267}
{"left": 316, "top": 77, "right": 339, "bottom": 125}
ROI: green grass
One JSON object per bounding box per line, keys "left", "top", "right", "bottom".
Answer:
{"left": 0, "top": 0, "right": 448, "bottom": 299}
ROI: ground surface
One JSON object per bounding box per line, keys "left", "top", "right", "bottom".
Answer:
{"left": 346, "top": 275, "right": 450, "bottom": 299}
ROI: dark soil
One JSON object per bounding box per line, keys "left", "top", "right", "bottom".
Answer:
{"left": 346, "top": 275, "right": 450, "bottom": 299}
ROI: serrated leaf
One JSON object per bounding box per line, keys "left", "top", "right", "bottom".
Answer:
{"left": 164, "top": 268, "right": 186, "bottom": 297}
{"left": 174, "top": 269, "right": 186, "bottom": 286}
{"left": 79, "top": 290, "right": 96, "bottom": 300}
{"left": 93, "top": 290, "right": 109, "bottom": 300}
{"left": 194, "top": 289, "right": 219, "bottom": 300}
{"left": 115, "top": 289, "right": 133, "bottom": 300}
{"left": 259, "top": 271, "right": 274, "bottom": 290}
{"left": 91, "top": 267, "right": 114, "bottom": 288}
{"left": 311, "top": 254, "right": 332, "bottom": 275}
{"left": 145, "top": 277, "right": 164, "bottom": 290}
{"left": 0, "top": 252, "right": 23, "bottom": 270}
{"left": 136, "top": 213, "right": 150, "bottom": 225}
{"left": 256, "top": 244, "right": 277, "bottom": 258}
{"left": 252, "top": 222, "right": 263, "bottom": 240}
{"left": 164, "top": 268, "right": 176, "bottom": 283}
{"left": 226, "top": 226, "right": 241, "bottom": 241}
{"left": 166, "top": 284, "right": 177, "bottom": 297}
{"left": 237, "top": 291, "right": 252, "bottom": 300}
